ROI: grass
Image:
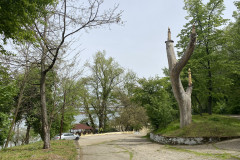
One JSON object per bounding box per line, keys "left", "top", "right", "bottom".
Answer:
{"left": 156, "top": 114, "right": 240, "bottom": 137}
{"left": 0, "top": 140, "right": 77, "bottom": 160}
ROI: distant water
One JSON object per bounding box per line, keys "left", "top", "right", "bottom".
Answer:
{"left": 74, "top": 114, "right": 87, "bottom": 123}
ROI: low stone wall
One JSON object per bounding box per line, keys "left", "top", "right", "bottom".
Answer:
{"left": 150, "top": 133, "right": 240, "bottom": 145}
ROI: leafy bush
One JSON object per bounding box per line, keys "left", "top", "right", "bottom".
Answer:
{"left": 145, "top": 98, "right": 177, "bottom": 129}
{"left": 132, "top": 77, "right": 178, "bottom": 130}
{"left": 213, "top": 101, "right": 227, "bottom": 114}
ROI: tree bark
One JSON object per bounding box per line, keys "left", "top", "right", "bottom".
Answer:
{"left": 59, "top": 90, "right": 66, "bottom": 140}
{"left": 39, "top": 14, "right": 51, "bottom": 149}
{"left": 40, "top": 70, "right": 50, "bottom": 149}
{"left": 194, "top": 95, "right": 203, "bottom": 116}
{"left": 98, "top": 115, "right": 103, "bottom": 131}
{"left": 25, "top": 125, "right": 31, "bottom": 144}
{"left": 207, "top": 61, "right": 213, "bottom": 115}
{"left": 165, "top": 26, "right": 196, "bottom": 128}
{"left": 84, "top": 98, "right": 96, "bottom": 130}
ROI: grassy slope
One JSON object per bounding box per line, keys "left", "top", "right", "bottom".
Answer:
{"left": 156, "top": 114, "right": 240, "bottom": 137}
{"left": 0, "top": 140, "right": 77, "bottom": 160}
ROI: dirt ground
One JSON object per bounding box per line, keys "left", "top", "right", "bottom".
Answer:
{"left": 77, "top": 133, "right": 240, "bottom": 160}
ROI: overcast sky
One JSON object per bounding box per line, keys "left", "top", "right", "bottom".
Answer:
{"left": 77, "top": 0, "right": 236, "bottom": 79}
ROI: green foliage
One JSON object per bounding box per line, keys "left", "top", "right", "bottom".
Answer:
{"left": 144, "top": 99, "right": 177, "bottom": 130}
{"left": 0, "top": 66, "right": 17, "bottom": 111}
{"left": 85, "top": 51, "right": 124, "bottom": 130}
{"left": 0, "top": 65, "right": 17, "bottom": 146}
{"left": 79, "top": 118, "right": 90, "bottom": 124}
{"left": 108, "top": 70, "right": 148, "bottom": 131}
{"left": 213, "top": 101, "right": 227, "bottom": 114}
{"left": 0, "top": 0, "right": 54, "bottom": 54}
{"left": 219, "top": 2, "right": 240, "bottom": 114}
{"left": 132, "top": 77, "right": 178, "bottom": 130}
{"left": 114, "top": 105, "right": 148, "bottom": 131}
{"left": 16, "top": 68, "right": 77, "bottom": 139}
{"left": 0, "top": 112, "right": 11, "bottom": 146}
{"left": 177, "top": 0, "right": 239, "bottom": 114}
{"left": 0, "top": 0, "right": 54, "bottom": 40}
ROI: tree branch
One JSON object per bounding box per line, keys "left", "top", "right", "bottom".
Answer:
{"left": 172, "top": 25, "right": 196, "bottom": 76}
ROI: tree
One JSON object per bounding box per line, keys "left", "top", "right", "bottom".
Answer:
{"left": 77, "top": 79, "right": 97, "bottom": 130}
{"left": 4, "top": 44, "right": 33, "bottom": 148}
{"left": 114, "top": 104, "right": 148, "bottom": 131}
{"left": 0, "top": 66, "right": 16, "bottom": 146}
{"left": 85, "top": 51, "right": 124, "bottom": 130}
{"left": 219, "top": 1, "right": 240, "bottom": 114}
{"left": 177, "top": 0, "right": 227, "bottom": 115}
{"left": 165, "top": 26, "right": 196, "bottom": 128}
{"left": 112, "top": 71, "right": 148, "bottom": 131}
{"left": 58, "top": 78, "right": 80, "bottom": 140}
{"left": 28, "top": 0, "right": 122, "bottom": 149}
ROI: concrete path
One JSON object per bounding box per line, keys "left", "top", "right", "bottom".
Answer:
{"left": 77, "top": 133, "right": 240, "bottom": 160}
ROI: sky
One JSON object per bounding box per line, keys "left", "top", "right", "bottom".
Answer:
{"left": 74, "top": 0, "right": 237, "bottom": 123}
{"left": 75, "top": 0, "right": 237, "bottom": 79}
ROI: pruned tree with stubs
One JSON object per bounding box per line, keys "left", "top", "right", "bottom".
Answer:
{"left": 165, "top": 25, "right": 196, "bottom": 128}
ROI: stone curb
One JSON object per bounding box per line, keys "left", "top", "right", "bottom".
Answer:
{"left": 74, "top": 140, "right": 81, "bottom": 160}
{"left": 150, "top": 133, "right": 240, "bottom": 145}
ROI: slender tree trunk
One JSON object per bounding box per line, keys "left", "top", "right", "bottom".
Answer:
{"left": 194, "top": 95, "right": 203, "bottom": 116}
{"left": 49, "top": 82, "right": 58, "bottom": 130}
{"left": 84, "top": 98, "right": 96, "bottom": 130}
{"left": 39, "top": 16, "right": 51, "bottom": 148}
{"left": 165, "top": 26, "right": 196, "bottom": 128}
{"left": 40, "top": 71, "right": 50, "bottom": 149}
{"left": 207, "top": 61, "right": 213, "bottom": 115}
{"left": 103, "top": 103, "right": 107, "bottom": 130}
{"left": 16, "top": 123, "right": 20, "bottom": 146}
{"left": 60, "top": 90, "right": 66, "bottom": 140}
{"left": 98, "top": 115, "right": 103, "bottom": 131}
{"left": 25, "top": 125, "right": 31, "bottom": 144}
{"left": 205, "top": 39, "right": 213, "bottom": 115}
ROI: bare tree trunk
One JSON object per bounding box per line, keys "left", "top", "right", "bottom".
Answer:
{"left": 25, "top": 124, "right": 31, "bottom": 144}
{"left": 40, "top": 70, "right": 50, "bottom": 149}
{"left": 99, "top": 115, "right": 103, "bottom": 131}
{"left": 60, "top": 90, "right": 66, "bottom": 140}
{"left": 84, "top": 98, "right": 96, "bottom": 130}
{"left": 207, "top": 65, "right": 213, "bottom": 115}
{"left": 39, "top": 14, "right": 51, "bottom": 149}
{"left": 194, "top": 95, "right": 203, "bottom": 116}
{"left": 49, "top": 82, "right": 58, "bottom": 131}
{"left": 165, "top": 26, "right": 196, "bottom": 128}
{"left": 103, "top": 102, "right": 107, "bottom": 130}
{"left": 16, "top": 123, "right": 20, "bottom": 146}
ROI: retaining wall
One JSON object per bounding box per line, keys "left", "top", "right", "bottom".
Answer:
{"left": 150, "top": 133, "right": 240, "bottom": 145}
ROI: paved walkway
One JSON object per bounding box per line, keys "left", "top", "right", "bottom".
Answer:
{"left": 77, "top": 133, "right": 240, "bottom": 160}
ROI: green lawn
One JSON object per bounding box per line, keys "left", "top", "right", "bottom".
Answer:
{"left": 0, "top": 140, "right": 77, "bottom": 160}
{"left": 156, "top": 114, "right": 240, "bottom": 137}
